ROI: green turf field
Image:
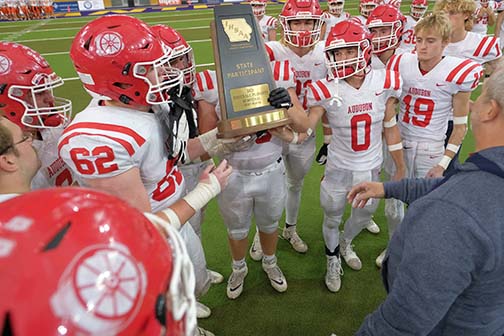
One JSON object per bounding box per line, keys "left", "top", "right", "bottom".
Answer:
{"left": 0, "top": 2, "right": 484, "bottom": 335}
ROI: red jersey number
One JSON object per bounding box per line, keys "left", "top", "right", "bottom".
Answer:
{"left": 69, "top": 146, "right": 119, "bottom": 175}
{"left": 351, "top": 114, "right": 371, "bottom": 152}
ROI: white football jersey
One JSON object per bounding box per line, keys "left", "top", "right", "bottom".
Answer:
{"left": 58, "top": 105, "right": 184, "bottom": 212}
{"left": 397, "top": 15, "right": 418, "bottom": 54}
{"left": 31, "top": 128, "right": 75, "bottom": 189}
{"left": 322, "top": 11, "right": 350, "bottom": 40}
{"left": 193, "top": 70, "right": 219, "bottom": 107}
{"left": 472, "top": 2, "right": 497, "bottom": 35}
{"left": 353, "top": 15, "right": 367, "bottom": 25}
{"left": 305, "top": 69, "right": 402, "bottom": 171}
{"left": 371, "top": 54, "right": 387, "bottom": 70}
{"left": 258, "top": 15, "right": 278, "bottom": 42}
{"left": 387, "top": 53, "right": 483, "bottom": 142}
{"left": 193, "top": 61, "right": 296, "bottom": 170}
{"left": 265, "top": 41, "right": 327, "bottom": 109}
{"left": 443, "top": 31, "right": 502, "bottom": 64}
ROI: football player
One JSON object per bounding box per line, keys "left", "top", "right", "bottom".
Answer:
{"left": 396, "top": 0, "right": 428, "bottom": 54}
{"left": 386, "top": 12, "right": 483, "bottom": 179}
{"left": 263, "top": 0, "right": 325, "bottom": 255}
{"left": 472, "top": 0, "right": 497, "bottom": 35}
{"left": 366, "top": 4, "right": 407, "bottom": 267}
{"left": 321, "top": 0, "right": 350, "bottom": 40}
{"left": 271, "top": 19, "right": 405, "bottom": 290}
{"left": 249, "top": 0, "right": 278, "bottom": 42}
{"left": 59, "top": 15, "right": 232, "bottom": 305}
{"left": 150, "top": 24, "right": 225, "bottom": 318}
{"left": 354, "top": 0, "right": 381, "bottom": 25}
{"left": 435, "top": 0, "right": 501, "bottom": 172}
{"left": 193, "top": 56, "right": 301, "bottom": 298}
{"left": 0, "top": 42, "right": 74, "bottom": 190}
{"left": 0, "top": 188, "right": 201, "bottom": 336}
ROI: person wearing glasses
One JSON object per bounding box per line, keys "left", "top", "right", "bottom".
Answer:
{"left": 0, "top": 42, "right": 74, "bottom": 190}
{"left": 0, "top": 115, "right": 40, "bottom": 202}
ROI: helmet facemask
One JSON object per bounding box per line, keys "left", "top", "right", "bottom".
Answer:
{"left": 8, "top": 72, "right": 71, "bottom": 129}
{"left": 360, "top": 2, "right": 377, "bottom": 18}
{"left": 281, "top": 16, "right": 323, "bottom": 47}
{"left": 328, "top": 0, "right": 344, "bottom": 15}
{"left": 368, "top": 21, "right": 402, "bottom": 53}
{"left": 133, "top": 50, "right": 184, "bottom": 106}
{"left": 325, "top": 41, "right": 370, "bottom": 80}
{"left": 250, "top": 1, "right": 266, "bottom": 17}
{"left": 169, "top": 45, "right": 196, "bottom": 87}
{"left": 410, "top": 4, "right": 427, "bottom": 19}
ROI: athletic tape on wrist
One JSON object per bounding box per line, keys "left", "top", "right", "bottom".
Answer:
{"left": 383, "top": 118, "right": 397, "bottom": 128}
{"left": 453, "top": 116, "right": 468, "bottom": 125}
{"left": 322, "top": 122, "right": 330, "bottom": 128}
{"left": 446, "top": 143, "right": 460, "bottom": 153}
{"left": 324, "top": 135, "right": 332, "bottom": 144}
{"left": 159, "top": 208, "right": 181, "bottom": 230}
{"left": 199, "top": 128, "right": 218, "bottom": 155}
{"left": 291, "top": 131, "right": 299, "bottom": 144}
{"left": 388, "top": 142, "right": 403, "bottom": 151}
{"left": 183, "top": 173, "right": 221, "bottom": 211}
{"left": 438, "top": 155, "right": 452, "bottom": 170}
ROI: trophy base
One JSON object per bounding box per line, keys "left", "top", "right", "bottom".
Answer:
{"left": 217, "top": 108, "right": 291, "bottom": 138}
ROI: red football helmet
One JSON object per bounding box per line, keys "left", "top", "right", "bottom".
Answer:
{"left": 70, "top": 15, "right": 183, "bottom": 108}
{"left": 249, "top": 0, "right": 267, "bottom": 17}
{"left": 279, "top": 0, "right": 323, "bottom": 47}
{"left": 359, "top": 0, "right": 381, "bottom": 18}
{"left": 151, "top": 25, "right": 196, "bottom": 87}
{"left": 0, "top": 188, "right": 196, "bottom": 336}
{"left": 410, "top": 0, "right": 428, "bottom": 20}
{"left": 325, "top": 19, "right": 372, "bottom": 79}
{"left": 0, "top": 42, "right": 71, "bottom": 129}
{"left": 366, "top": 4, "right": 406, "bottom": 53}
{"left": 328, "top": 0, "right": 344, "bottom": 15}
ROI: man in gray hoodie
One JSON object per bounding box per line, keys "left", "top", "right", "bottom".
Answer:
{"left": 350, "top": 66, "right": 504, "bottom": 335}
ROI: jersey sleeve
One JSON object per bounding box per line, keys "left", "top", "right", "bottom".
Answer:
{"left": 58, "top": 126, "right": 145, "bottom": 179}
{"left": 305, "top": 79, "right": 337, "bottom": 109}
{"left": 193, "top": 70, "right": 219, "bottom": 105}
{"left": 473, "top": 35, "right": 502, "bottom": 63}
{"left": 383, "top": 69, "right": 403, "bottom": 100}
{"left": 271, "top": 60, "right": 296, "bottom": 89}
{"left": 265, "top": 42, "right": 276, "bottom": 61}
{"left": 445, "top": 59, "right": 484, "bottom": 92}
{"left": 266, "top": 16, "right": 278, "bottom": 29}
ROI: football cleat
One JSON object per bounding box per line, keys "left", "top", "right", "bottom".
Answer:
{"left": 365, "top": 219, "right": 381, "bottom": 234}
{"left": 376, "top": 248, "right": 387, "bottom": 268}
{"left": 262, "top": 260, "right": 288, "bottom": 292}
{"left": 325, "top": 255, "right": 344, "bottom": 292}
{"left": 226, "top": 264, "right": 248, "bottom": 300}
{"left": 340, "top": 238, "right": 362, "bottom": 271}
{"left": 282, "top": 226, "right": 308, "bottom": 253}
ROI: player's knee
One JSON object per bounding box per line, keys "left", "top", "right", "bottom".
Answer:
{"left": 323, "top": 217, "right": 342, "bottom": 231}
{"left": 227, "top": 228, "right": 249, "bottom": 240}
{"left": 257, "top": 221, "right": 278, "bottom": 235}
{"left": 286, "top": 177, "right": 303, "bottom": 193}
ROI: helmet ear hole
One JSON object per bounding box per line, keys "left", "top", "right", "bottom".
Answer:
{"left": 155, "top": 294, "right": 167, "bottom": 326}
{"left": 2, "top": 312, "right": 14, "bottom": 336}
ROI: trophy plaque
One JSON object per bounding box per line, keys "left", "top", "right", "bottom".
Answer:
{"left": 211, "top": 4, "right": 291, "bottom": 138}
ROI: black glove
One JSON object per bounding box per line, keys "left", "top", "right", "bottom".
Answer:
{"left": 316, "top": 143, "right": 328, "bottom": 165}
{"left": 268, "top": 87, "right": 292, "bottom": 109}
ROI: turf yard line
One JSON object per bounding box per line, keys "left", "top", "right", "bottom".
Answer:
{"left": 2, "top": 19, "right": 50, "bottom": 41}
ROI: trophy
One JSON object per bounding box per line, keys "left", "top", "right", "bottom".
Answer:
{"left": 211, "top": 4, "right": 291, "bottom": 138}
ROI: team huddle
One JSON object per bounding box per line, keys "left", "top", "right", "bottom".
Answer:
{"left": 0, "top": 0, "right": 502, "bottom": 334}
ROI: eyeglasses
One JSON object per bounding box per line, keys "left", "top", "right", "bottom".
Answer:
{"left": 0, "top": 132, "right": 34, "bottom": 155}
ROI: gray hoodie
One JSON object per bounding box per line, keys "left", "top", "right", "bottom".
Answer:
{"left": 356, "top": 146, "right": 504, "bottom": 336}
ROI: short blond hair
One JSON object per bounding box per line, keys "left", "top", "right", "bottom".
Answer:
{"left": 434, "top": 0, "right": 476, "bottom": 31}
{"left": 414, "top": 12, "right": 452, "bottom": 42}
